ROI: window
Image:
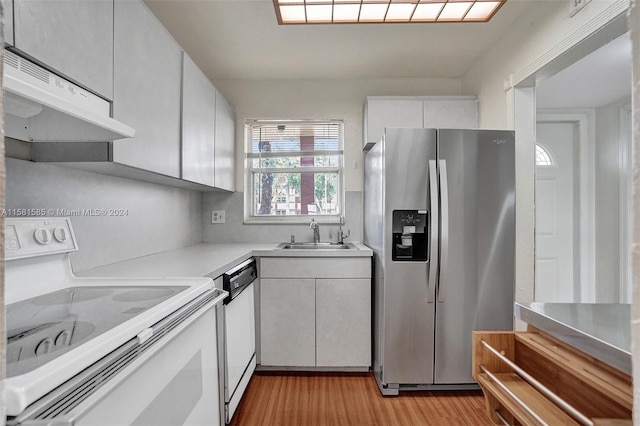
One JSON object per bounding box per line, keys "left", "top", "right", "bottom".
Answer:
{"left": 244, "top": 119, "right": 344, "bottom": 223}
{"left": 535, "top": 144, "right": 555, "bottom": 167}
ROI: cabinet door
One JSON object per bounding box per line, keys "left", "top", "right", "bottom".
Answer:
{"left": 112, "top": 0, "right": 182, "bottom": 178}
{"left": 13, "top": 0, "right": 113, "bottom": 99}
{"left": 423, "top": 99, "right": 478, "bottom": 129}
{"left": 4, "top": 0, "right": 13, "bottom": 46}
{"left": 364, "top": 99, "right": 423, "bottom": 148}
{"left": 182, "top": 53, "right": 216, "bottom": 187}
{"left": 260, "top": 278, "right": 315, "bottom": 367}
{"left": 316, "top": 279, "right": 371, "bottom": 367}
{"left": 214, "top": 89, "right": 235, "bottom": 192}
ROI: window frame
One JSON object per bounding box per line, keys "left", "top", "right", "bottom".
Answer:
{"left": 243, "top": 119, "right": 345, "bottom": 225}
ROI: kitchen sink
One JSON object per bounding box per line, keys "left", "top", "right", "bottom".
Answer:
{"left": 276, "top": 242, "right": 358, "bottom": 250}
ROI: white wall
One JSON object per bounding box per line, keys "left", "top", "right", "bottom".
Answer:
{"left": 594, "top": 97, "right": 632, "bottom": 301}
{"left": 462, "top": 0, "right": 628, "bottom": 305}
{"left": 202, "top": 77, "right": 466, "bottom": 243}
{"left": 5, "top": 159, "right": 203, "bottom": 272}
{"left": 214, "top": 77, "right": 464, "bottom": 193}
{"left": 463, "top": 0, "right": 625, "bottom": 129}
{"left": 202, "top": 191, "right": 362, "bottom": 244}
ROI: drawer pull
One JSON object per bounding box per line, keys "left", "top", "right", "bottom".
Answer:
{"left": 480, "top": 339, "right": 593, "bottom": 426}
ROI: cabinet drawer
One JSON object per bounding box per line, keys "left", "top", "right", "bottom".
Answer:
{"left": 260, "top": 257, "right": 370, "bottom": 279}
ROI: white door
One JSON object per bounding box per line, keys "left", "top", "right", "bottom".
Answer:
{"left": 535, "top": 121, "right": 577, "bottom": 302}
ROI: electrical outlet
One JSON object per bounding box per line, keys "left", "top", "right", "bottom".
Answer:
{"left": 211, "top": 210, "right": 226, "bottom": 224}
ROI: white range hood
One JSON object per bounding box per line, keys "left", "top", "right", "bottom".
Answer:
{"left": 3, "top": 50, "right": 135, "bottom": 142}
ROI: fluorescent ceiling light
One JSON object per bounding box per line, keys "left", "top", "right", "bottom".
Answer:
{"left": 386, "top": 3, "right": 416, "bottom": 21}
{"left": 334, "top": 4, "right": 361, "bottom": 22}
{"left": 464, "top": 1, "right": 501, "bottom": 21}
{"left": 306, "top": 4, "right": 332, "bottom": 21}
{"left": 412, "top": 3, "right": 444, "bottom": 21}
{"left": 438, "top": 2, "right": 472, "bottom": 21}
{"left": 280, "top": 5, "right": 306, "bottom": 23}
{"left": 359, "top": 3, "right": 389, "bottom": 21}
{"left": 273, "top": 0, "right": 506, "bottom": 24}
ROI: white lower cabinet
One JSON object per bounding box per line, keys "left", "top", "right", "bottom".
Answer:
{"left": 258, "top": 257, "right": 371, "bottom": 370}
{"left": 260, "top": 278, "right": 316, "bottom": 367}
{"left": 316, "top": 278, "right": 371, "bottom": 367}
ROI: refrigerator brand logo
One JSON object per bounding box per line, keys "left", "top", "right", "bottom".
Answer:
{"left": 492, "top": 139, "right": 507, "bottom": 145}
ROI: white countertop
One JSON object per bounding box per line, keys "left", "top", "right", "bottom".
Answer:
{"left": 78, "top": 242, "right": 372, "bottom": 279}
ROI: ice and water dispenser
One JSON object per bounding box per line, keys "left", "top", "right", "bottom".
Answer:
{"left": 392, "top": 210, "right": 428, "bottom": 261}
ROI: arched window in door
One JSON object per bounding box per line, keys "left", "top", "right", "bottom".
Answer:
{"left": 536, "top": 143, "right": 555, "bottom": 166}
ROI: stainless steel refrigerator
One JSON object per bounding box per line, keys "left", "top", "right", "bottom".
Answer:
{"left": 364, "top": 128, "right": 515, "bottom": 395}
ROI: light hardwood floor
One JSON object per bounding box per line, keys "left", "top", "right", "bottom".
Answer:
{"left": 230, "top": 372, "right": 493, "bottom": 425}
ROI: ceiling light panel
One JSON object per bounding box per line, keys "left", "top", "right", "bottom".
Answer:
{"left": 464, "top": 1, "right": 501, "bottom": 21}
{"left": 386, "top": 3, "right": 416, "bottom": 21}
{"left": 359, "top": 3, "right": 389, "bottom": 21}
{"left": 412, "top": 3, "right": 444, "bottom": 21}
{"left": 306, "top": 4, "right": 333, "bottom": 21}
{"left": 438, "top": 2, "right": 472, "bottom": 21}
{"left": 333, "top": 4, "right": 361, "bottom": 22}
{"left": 273, "top": 0, "right": 506, "bottom": 24}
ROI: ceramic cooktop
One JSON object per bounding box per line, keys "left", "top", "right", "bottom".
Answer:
{"left": 6, "top": 285, "right": 187, "bottom": 377}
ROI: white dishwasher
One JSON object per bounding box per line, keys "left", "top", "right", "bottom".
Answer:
{"left": 215, "top": 258, "right": 257, "bottom": 424}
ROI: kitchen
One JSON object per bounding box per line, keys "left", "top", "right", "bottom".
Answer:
{"left": 1, "top": 0, "right": 639, "bottom": 425}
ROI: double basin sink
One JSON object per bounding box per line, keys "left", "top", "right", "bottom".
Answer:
{"left": 276, "top": 242, "right": 358, "bottom": 250}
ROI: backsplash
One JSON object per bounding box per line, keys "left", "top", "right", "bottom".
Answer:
{"left": 202, "top": 191, "right": 363, "bottom": 244}
{"left": 5, "top": 158, "right": 203, "bottom": 272}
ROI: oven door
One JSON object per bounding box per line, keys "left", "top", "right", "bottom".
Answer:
{"left": 10, "top": 292, "right": 223, "bottom": 426}
{"left": 75, "top": 303, "right": 220, "bottom": 426}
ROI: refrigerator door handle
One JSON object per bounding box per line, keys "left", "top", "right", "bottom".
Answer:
{"left": 428, "top": 159, "right": 439, "bottom": 303}
{"left": 438, "top": 159, "right": 449, "bottom": 303}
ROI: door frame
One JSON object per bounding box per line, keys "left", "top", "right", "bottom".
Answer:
{"left": 507, "top": 1, "right": 628, "bottom": 306}
{"left": 536, "top": 111, "right": 595, "bottom": 302}
{"left": 619, "top": 103, "right": 632, "bottom": 302}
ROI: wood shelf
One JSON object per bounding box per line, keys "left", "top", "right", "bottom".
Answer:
{"left": 476, "top": 372, "right": 579, "bottom": 425}
{"left": 472, "top": 330, "right": 632, "bottom": 426}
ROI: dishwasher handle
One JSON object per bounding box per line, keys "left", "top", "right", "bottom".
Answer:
{"left": 223, "top": 258, "right": 257, "bottom": 304}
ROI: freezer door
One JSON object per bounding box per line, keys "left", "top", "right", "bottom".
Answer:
{"left": 379, "top": 128, "right": 438, "bottom": 386}
{"left": 434, "top": 129, "right": 515, "bottom": 384}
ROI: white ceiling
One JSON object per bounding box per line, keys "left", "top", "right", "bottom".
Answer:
{"left": 536, "top": 32, "right": 632, "bottom": 109}
{"left": 143, "top": 0, "right": 631, "bottom": 107}
{"left": 144, "top": 0, "right": 538, "bottom": 81}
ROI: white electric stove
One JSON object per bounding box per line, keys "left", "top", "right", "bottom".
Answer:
{"left": 4, "top": 218, "right": 227, "bottom": 426}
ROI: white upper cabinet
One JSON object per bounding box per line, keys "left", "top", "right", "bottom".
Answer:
{"left": 12, "top": 0, "right": 114, "bottom": 99}
{"left": 214, "top": 89, "right": 235, "bottom": 192}
{"left": 112, "top": 0, "right": 182, "bottom": 178}
{"left": 181, "top": 53, "right": 216, "bottom": 187}
{"left": 182, "top": 53, "right": 235, "bottom": 191}
{"left": 422, "top": 98, "right": 478, "bottom": 129}
{"left": 4, "top": 0, "right": 13, "bottom": 46}
{"left": 363, "top": 99, "right": 423, "bottom": 149}
{"left": 363, "top": 96, "right": 478, "bottom": 150}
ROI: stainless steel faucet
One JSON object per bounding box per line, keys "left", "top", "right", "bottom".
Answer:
{"left": 337, "top": 216, "right": 350, "bottom": 244}
{"left": 310, "top": 218, "right": 320, "bottom": 243}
